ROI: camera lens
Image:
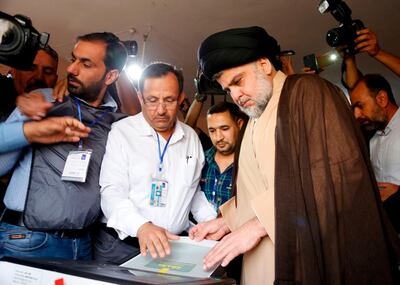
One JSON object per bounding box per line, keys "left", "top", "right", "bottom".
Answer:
{"left": 0, "top": 19, "right": 21, "bottom": 51}
{"left": 326, "top": 27, "right": 346, "bottom": 47}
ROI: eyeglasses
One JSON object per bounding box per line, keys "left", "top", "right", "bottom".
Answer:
{"left": 143, "top": 97, "right": 178, "bottom": 110}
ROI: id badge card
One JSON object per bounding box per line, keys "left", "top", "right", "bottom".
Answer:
{"left": 150, "top": 177, "right": 168, "bottom": 207}
{"left": 61, "top": 149, "right": 92, "bottom": 182}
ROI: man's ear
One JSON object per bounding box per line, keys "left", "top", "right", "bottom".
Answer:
{"left": 376, "top": 90, "right": 389, "bottom": 108}
{"left": 137, "top": 91, "right": 144, "bottom": 105}
{"left": 105, "top": 69, "right": 120, "bottom": 86}
{"left": 177, "top": 92, "right": 185, "bottom": 106}
{"left": 258, "top": 58, "right": 273, "bottom": 76}
{"left": 237, "top": 118, "right": 244, "bottom": 129}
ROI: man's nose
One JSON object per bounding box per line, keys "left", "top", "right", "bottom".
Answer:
{"left": 156, "top": 102, "right": 167, "bottom": 114}
{"left": 215, "top": 129, "right": 224, "bottom": 140}
{"left": 67, "top": 60, "right": 79, "bottom": 76}
{"left": 353, "top": 108, "right": 362, "bottom": 120}
{"left": 229, "top": 87, "right": 242, "bottom": 104}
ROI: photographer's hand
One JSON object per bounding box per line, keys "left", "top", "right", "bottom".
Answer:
{"left": 354, "top": 28, "right": 400, "bottom": 77}
{"left": 16, "top": 92, "right": 53, "bottom": 120}
{"left": 354, "top": 28, "right": 380, "bottom": 57}
{"left": 52, "top": 78, "right": 69, "bottom": 102}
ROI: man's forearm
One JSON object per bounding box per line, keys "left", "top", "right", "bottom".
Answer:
{"left": 374, "top": 49, "right": 400, "bottom": 77}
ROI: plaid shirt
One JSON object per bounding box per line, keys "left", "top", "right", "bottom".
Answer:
{"left": 200, "top": 147, "right": 234, "bottom": 210}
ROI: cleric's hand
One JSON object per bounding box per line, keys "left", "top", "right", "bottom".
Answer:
{"left": 189, "top": 217, "right": 230, "bottom": 242}
{"left": 202, "top": 217, "right": 267, "bottom": 270}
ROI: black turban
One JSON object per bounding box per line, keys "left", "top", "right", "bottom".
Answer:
{"left": 198, "top": 26, "right": 281, "bottom": 79}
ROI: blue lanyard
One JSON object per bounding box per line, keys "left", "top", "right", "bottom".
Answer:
{"left": 156, "top": 132, "right": 173, "bottom": 172}
{"left": 74, "top": 98, "right": 109, "bottom": 149}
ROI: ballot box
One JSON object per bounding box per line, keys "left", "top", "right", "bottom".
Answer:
{"left": 0, "top": 256, "right": 235, "bottom": 285}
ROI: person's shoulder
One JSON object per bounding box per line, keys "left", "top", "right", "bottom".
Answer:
{"left": 111, "top": 113, "right": 140, "bottom": 130}
{"left": 284, "top": 74, "right": 342, "bottom": 96}
{"left": 179, "top": 120, "right": 198, "bottom": 136}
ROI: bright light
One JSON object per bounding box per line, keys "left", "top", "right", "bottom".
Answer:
{"left": 329, "top": 53, "right": 338, "bottom": 62}
{"left": 125, "top": 63, "right": 143, "bottom": 81}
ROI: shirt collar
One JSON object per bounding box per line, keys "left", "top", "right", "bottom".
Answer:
{"left": 376, "top": 108, "right": 399, "bottom": 136}
{"left": 135, "top": 112, "right": 184, "bottom": 144}
{"left": 205, "top": 147, "right": 217, "bottom": 164}
{"left": 101, "top": 92, "right": 118, "bottom": 112}
{"left": 204, "top": 146, "right": 234, "bottom": 173}
{"left": 35, "top": 88, "right": 118, "bottom": 112}
{"left": 273, "top": 70, "right": 287, "bottom": 97}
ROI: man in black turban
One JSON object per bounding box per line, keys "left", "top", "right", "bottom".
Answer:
{"left": 190, "top": 26, "right": 400, "bottom": 284}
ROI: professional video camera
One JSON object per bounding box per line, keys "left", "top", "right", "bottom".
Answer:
{"left": 0, "top": 11, "right": 49, "bottom": 70}
{"left": 318, "top": 0, "right": 364, "bottom": 54}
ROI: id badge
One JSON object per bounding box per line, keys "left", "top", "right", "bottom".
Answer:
{"left": 150, "top": 178, "right": 168, "bottom": 207}
{"left": 61, "top": 149, "right": 92, "bottom": 182}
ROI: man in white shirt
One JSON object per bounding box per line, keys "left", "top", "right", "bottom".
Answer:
{"left": 351, "top": 73, "right": 400, "bottom": 233}
{"left": 96, "top": 62, "right": 217, "bottom": 263}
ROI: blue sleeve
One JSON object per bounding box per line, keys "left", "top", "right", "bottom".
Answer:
{"left": 0, "top": 107, "right": 30, "bottom": 175}
{"left": 0, "top": 89, "right": 54, "bottom": 175}
{"left": 0, "top": 122, "right": 29, "bottom": 153}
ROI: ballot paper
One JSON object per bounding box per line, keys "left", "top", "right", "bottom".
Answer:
{"left": 120, "top": 237, "right": 219, "bottom": 278}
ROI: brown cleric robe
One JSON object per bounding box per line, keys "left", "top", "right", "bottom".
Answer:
{"left": 221, "top": 72, "right": 400, "bottom": 284}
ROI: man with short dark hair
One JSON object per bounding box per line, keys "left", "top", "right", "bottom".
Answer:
{"left": 0, "top": 47, "right": 59, "bottom": 121}
{"left": 97, "top": 62, "right": 216, "bottom": 264}
{"left": 351, "top": 74, "right": 400, "bottom": 232}
{"left": 0, "top": 32, "right": 127, "bottom": 260}
{"left": 190, "top": 26, "right": 400, "bottom": 284}
{"left": 200, "top": 102, "right": 245, "bottom": 210}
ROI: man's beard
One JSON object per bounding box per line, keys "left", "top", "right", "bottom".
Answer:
{"left": 215, "top": 140, "right": 235, "bottom": 155}
{"left": 67, "top": 74, "right": 105, "bottom": 103}
{"left": 358, "top": 105, "right": 387, "bottom": 132}
{"left": 239, "top": 67, "right": 273, "bottom": 119}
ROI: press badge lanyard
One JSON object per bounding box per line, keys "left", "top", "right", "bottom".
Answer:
{"left": 61, "top": 98, "right": 109, "bottom": 182}
{"left": 149, "top": 132, "right": 173, "bottom": 207}
{"left": 75, "top": 98, "right": 110, "bottom": 149}
{"left": 156, "top": 132, "right": 173, "bottom": 173}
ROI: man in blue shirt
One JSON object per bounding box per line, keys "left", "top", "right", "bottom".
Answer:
{"left": 0, "top": 118, "right": 90, "bottom": 153}
{"left": 0, "top": 32, "right": 127, "bottom": 260}
{"left": 200, "top": 102, "right": 246, "bottom": 210}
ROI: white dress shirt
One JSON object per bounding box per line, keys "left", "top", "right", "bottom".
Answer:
{"left": 100, "top": 113, "right": 216, "bottom": 240}
{"left": 370, "top": 109, "right": 400, "bottom": 184}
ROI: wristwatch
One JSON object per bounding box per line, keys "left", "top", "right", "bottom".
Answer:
{"left": 194, "top": 93, "right": 207, "bottom": 103}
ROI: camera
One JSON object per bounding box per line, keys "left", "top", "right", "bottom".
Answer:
{"left": 319, "top": 0, "right": 364, "bottom": 54}
{"left": 303, "top": 50, "right": 340, "bottom": 73}
{"left": 0, "top": 11, "right": 49, "bottom": 70}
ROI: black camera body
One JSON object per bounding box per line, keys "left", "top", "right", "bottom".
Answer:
{"left": 194, "top": 72, "right": 226, "bottom": 96}
{"left": 319, "top": 0, "right": 364, "bottom": 54}
{"left": 0, "top": 11, "right": 49, "bottom": 70}
{"left": 326, "top": 19, "right": 364, "bottom": 49}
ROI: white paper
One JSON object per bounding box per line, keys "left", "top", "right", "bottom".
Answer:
{"left": 120, "top": 237, "right": 218, "bottom": 278}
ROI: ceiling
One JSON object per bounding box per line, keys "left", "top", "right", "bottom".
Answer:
{"left": 1, "top": 0, "right": 400, "bottom": 102}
